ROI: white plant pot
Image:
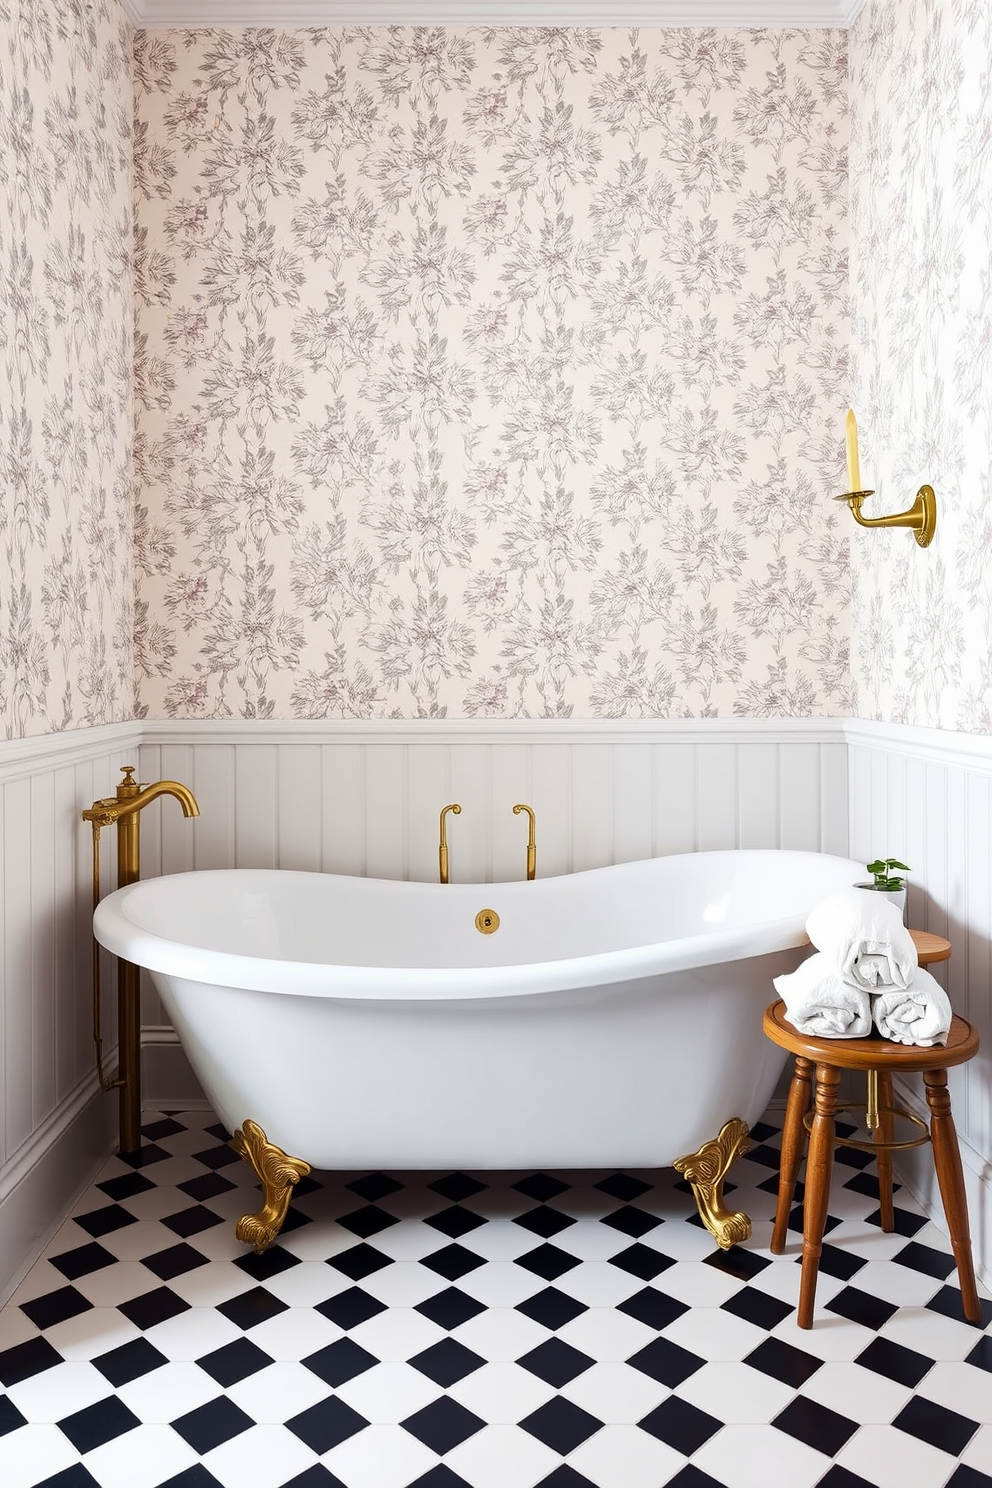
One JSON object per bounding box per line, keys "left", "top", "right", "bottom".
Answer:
{"left": 855, "top": 883, "right": 907, "bottom": 920}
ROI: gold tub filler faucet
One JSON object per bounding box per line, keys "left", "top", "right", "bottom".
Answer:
{"left": 439, "top": 802, "right": 461, "bottom": 884}
{"left": 82, "top": 766, "right": 199, "bottom": 1156}
{"left": 513, "top": 803, "right": 537, "bottom": 881}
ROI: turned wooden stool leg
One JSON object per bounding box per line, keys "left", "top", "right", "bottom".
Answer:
{"left": 874, "top": 1069, "right": 895, "bottom": 1232}
{"left": 772, "top": 1055, "right": 813, "bottom": 1254}
{"left": 923, "top": 1068, "right": 982, "bottom": 1324}
{"left": 798, "top": 1062, "right": 840, "bottom": 1329}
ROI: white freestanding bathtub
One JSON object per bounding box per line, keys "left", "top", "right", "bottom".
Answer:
{"left": 93, "top": 850, "right": 863, "bottom": 1176}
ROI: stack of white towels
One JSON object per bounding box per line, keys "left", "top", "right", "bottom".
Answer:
{"left": 774, "top": 887, "right": 952, "bottom": 1046}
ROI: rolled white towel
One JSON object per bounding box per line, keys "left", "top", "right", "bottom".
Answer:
{"left": 872, "top": 967, "right": 952, "bottom": 1047}
{"left": 774, "top": 952, "right": 873, "bottom": 1038}
{"left": 806, "top": 887, "right": 917, "bottom": 993}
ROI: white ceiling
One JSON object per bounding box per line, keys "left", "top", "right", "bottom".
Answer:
{"left": 123, "top": 0, "right": 866, "bottom": 28}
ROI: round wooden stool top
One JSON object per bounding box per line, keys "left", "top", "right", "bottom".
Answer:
{"left": 763, "top": 1000, "right": 979, "bottom": 1072}
{"left": 908, "top": 928, "right": 951, "bottom": 965}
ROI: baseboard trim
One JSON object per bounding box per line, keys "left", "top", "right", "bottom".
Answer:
{"left": 0, "top": 1078, "right": 117, "bottom": 1306}
{"left": 142, "top": 1028, "right": 211, "bottom": 1111}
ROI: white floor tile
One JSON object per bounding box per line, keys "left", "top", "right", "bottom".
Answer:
{"left": 361, "top": 1261, "right": 455, "bottom": 1309}
{"left": 244, "top": 1307, "right": 344, "bottom": 1362}
{"left": 321, "top": 1422, "right": 438, "bottom": 1488}
{"left": 556, "top": 1306, "right": 656, "bottom": 1361}
{"left": 675, "top": 1360, "right": 796, "bottom": 1425}
{"left": 451, "top": 1306, "right": 550, "bottom": 1363}
{"left": 447, "top": 1360, "right": 557, "bottom": 1423}
{"left": 797, "top": 1359, "right": 914, "bottom": 1423}
{"left": 116, "top": 1360, "right": 225, "bottom": 1422}
{"left": 201, "top": 1423, "right": 320, "bottom": 1488}
{"left": 444, "top": 1422, "right": 561, "bottom": 1487}
{"left": 834, "top": 1423, "right": 961, "bottom": 1487}
{"left": 662, "top": 1305, "right": 769, "bottom": 1362}
{"left": 565, "top": 1422, "right": 686, "bottom": 1488}
{"left": 0, "top": 1422, "right": 81, "bottom": 1487}
{"left": 559, "top": 1361, "right": 669, "bottom": 1423}
{"left": 692, "top": 1422, "right": 830, "bottom": 1488}
{"left": 335, "top": 1360, "right": 445, "bottom": 1423}
{"left": 917, "top": 1359, "right": 992, "bottom": 1422}
{"left": 349, "top": 1307, "right": 445, "bottom": 1363}
{"left": 6, "top": 1360, "right": 112, "bottom": 1422}
{"left": 80, "top": 1422, "right": 200, "bottom": 1488}
{"left": 879, "top": 1306, "right": 986, "bottom": 1361}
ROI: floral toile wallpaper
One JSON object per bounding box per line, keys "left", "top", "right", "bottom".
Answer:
{"left": 133, "top": 25, "right": 852, "bottom": 720}
{"left": 0, "top": 0, "right": 134, "bottom": 740}
{"left": 850, "top": 0, "right": 992, "bottom": 732}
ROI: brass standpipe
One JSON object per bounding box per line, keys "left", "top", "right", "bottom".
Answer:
{"left": 83, "top": 767, "right": 199, "bottom": 1156}
{"left": 513, "top": 803, "right": 537, "bottom": 881}
{"left": 439, "top": 803, "right": 461, "bottom": 884}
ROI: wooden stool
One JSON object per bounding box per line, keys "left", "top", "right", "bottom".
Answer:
{"left": 763, "top": 933, "right": 980, "bottom": 1329}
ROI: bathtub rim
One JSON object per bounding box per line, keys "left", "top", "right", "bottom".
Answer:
{"left": 92, "top": 850, "right": 865, "bottom": 1003}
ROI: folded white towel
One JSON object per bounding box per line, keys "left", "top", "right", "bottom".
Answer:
{"left": 805, "top": 887, "right": 917, "bottom": 993}
{"left": 774, "top": 952, "right": 873, "bottom": 1038}
{"left": 872, "top": 967, "right": 952, "bottom": 1047}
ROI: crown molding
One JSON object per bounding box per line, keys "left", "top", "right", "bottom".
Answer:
{"left": 123, "top": 0, "right": 867, "bottom": 28}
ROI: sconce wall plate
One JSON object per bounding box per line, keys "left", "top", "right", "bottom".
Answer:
{"left": 834, "top": 484, "right": 937, "bottom": 548}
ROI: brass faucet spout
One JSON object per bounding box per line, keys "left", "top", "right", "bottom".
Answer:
{"left": 513, "top": 803, "right": 537, "bottom": 882}
{"left": 83, "top": 778, "right": 200, "bottom": 826}
{"left": 439, "top": 803, "right": 461, "bottom": 884}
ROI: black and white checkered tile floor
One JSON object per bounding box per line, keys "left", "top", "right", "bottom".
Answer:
{"left": 2, "top": 1111, "right": 991, "bottom": 1488}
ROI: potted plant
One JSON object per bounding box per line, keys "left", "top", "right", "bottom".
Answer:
{"left": 858, "top": 857, "right": 910, "bottom": 917}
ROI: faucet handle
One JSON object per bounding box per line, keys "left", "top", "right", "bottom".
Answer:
{"left": 119, "top": 765, "right": 141, "bottom": 795}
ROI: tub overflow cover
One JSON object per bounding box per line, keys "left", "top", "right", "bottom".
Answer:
{"left": 475, "top": 908, "right": 500, "bottom": 934}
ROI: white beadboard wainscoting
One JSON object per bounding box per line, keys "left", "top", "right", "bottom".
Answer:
{"left": 0, "top": 723, "right": 142, "bottom": 1303}
{"left": 847, "top": 721, "right": 992, "bottom": 1288}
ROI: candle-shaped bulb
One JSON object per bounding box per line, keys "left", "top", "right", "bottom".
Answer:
{"left": 845, "top": 408, "right": 861, "bottom": 493}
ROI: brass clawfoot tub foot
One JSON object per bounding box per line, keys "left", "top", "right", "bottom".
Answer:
{"left": 231, "top": 1119, "right": 312, "bottom": 1253}
{"left": 674, "top": 1117, "right": 752, "bottom": 1250}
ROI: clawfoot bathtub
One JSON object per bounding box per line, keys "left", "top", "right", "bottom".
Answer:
{"left": 93, "top": 850, "right": 864, "bottom": 1252}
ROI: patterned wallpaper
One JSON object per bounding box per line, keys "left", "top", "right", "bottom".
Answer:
{"left": 133, "top": 26, "right": 851, "bottom": 720}
{"left": 0, "top": 0, "right": 134, "bottom": 741}
{"left": 850, "top": 0, "right": 992, "bottom": 731}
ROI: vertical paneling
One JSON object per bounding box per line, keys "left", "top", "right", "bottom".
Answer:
{"left": 320, "top": 744, "right": 365, "bottom": 875}
{"left": 233, "top": 744, "right": 278, "bottom": 869}
{"left": 903, "top": 756, "right": 928, "bottom": 931}
{"left": 4, "top": 779, "right": 33, "bottom": 1156}
{"left": 530, "top": 744, "right": 572, "bottom": 879}
{"left": 448, "top": 746, "right": 491, "bottom": 885}
{"left": 819, "top": 744, "right": 849, "bottom": 858}
{"left": 190, "top": 745, "right": 235, "bottom": 871}
{"left": 277, "top": 746, "right": 322, "bottom": 871}
{"left": 656, "top": 744, "right": 696, "bottom": 856}
{"left": 53, "top": 766, "right": 79, "bottom": 1104}
{"left": 159, "top": 744, "right": 198, "bottom": 876}
{"left": 965, "top": 772, "right": 991, "bottom": 1155}
{"left": 364, "top": 746, "right": 408, "bottom": 880}
{"left": 489, "top": 745, "right": 531, "bottom": 883}
{"left": 30, "top": 772, "right": 56, "bottom": 1125}
{"left": 924, "top": 762, "right": 949, "bottom": 939}
{"left": 571, "top": 746, "right": 613, "bottom": 873}
{"left": 779, "top": 743, "right": 820, "bottom": 851}
{"left": 406, "top": 745, "right": 451, "bottom": 884}
{"left": 739, "top": 743, "right": 779, "bottom": 849}
{"left": 696, "top": 745, "right": 738, "bottom": 851}
{"left": 611, "top": 745, "right": 654, "bottom": 865}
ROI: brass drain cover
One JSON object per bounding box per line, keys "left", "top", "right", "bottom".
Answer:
{"left": 475, "top": 908, "right": 500, "bottom": 934}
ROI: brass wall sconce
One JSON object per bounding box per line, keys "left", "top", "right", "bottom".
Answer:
{"left": 836, "top": 410, "right": 937, "bottom": 549}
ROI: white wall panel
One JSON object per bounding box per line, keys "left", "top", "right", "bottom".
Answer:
{"left": 4, "top": 778, "right": 33, "bottom": 1157}
{"left": 277, "top": 746, "right": 322, "bottom": 872}
{"left": 611, "top": 745, "right": 655, "bottom": 866}
{"left": 321, "top": 744, "right": 364, "bottom": 876}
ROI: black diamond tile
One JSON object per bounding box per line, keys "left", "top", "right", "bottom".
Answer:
{"left": 787, "top": 1207, "right": 842, "bottom": 1237}
{"left": 745, "top": 1338, "right": 822, "bottom": 1389}
{"left": 157, "top": 1467, "right": 225, "bottom": 1488}
{"left": 750, "top": 1120, "right": 778, "bottom": 1142}
{"left": 73, "top": 1204, "right": 138, "bottom": 1238}
{"left": 863, "top": 1204, "right": 929, "bottom": 1237}
{"left": 926, "top": 1285, "right": 992, "bottom": 1329}
{"left": 21, "top": 1286, "right": 93, "bottom": 1331}
{"left": 142, "top": 1242, "right": 211, "bottom": 1282}
{"left": 347, "top": 1173, "right": 404, "bottom": 1202}
{"left": 721, "top": 1287, "right": 793, "bottom": 1331}
{"left": 514, "top": 1206, "right": 576, "bottom": 1239}
{"left": 234, "top": 1245, "right": 302, "bottom": 1282}
{"left": 303, "top": 1338, "right": 379, "bottom": 1387}
{"left": 162, "top": 1206, "right": 224, "bottom": 1239}
{"left": 410, "top": 1339, "right": 486, "bottom": 1387}
{"left": 282, "top": 1469, "right": 349, "bottom": 1488}
{"left": 746, "top": 1142, "right": 786, "bottom": 1171}
{"left": 595, "top": 1173, "right": 652, "bottom": 1202}
{"left": 402, "top": 1396, "right": 487, "bottom": 1454}
{"left": 0, "top": 1335, "right": 64, "bottom": 1385}
{"left": 627, "top": 1337, "right": 706, "bottom": 1388}
{"left": 517, "top": 1288, "right": 589, "bottom": 1331}
{"left": 835, "top": 1145, "right": 878, "bottom": 1171}
{"left": 204, "top": 1122, "right": 231, "bottom": 1142}
{"left": 293, "top": 1175, "right": 323, "bottom": 1201}
{"left": 665, "top": 1465, "right": 741, "bottom": 1488}
{"left": 172, "top": 1396, "right": 256, "bottom": 1453}
{"left": 618, "top": 1287, "right": 689, "bottom": 1332}
{"left": 416, "top": 1288, "right": 487, "bottom": 1331}
{"left": 891, "top": 1241, "right": 957, "bottom": 1281}
{"left": 58, "top": 1395, "right": 141, "bottom": 1453}
{"left": 774, "top": 1396, "right": 858, "bottom": 1456}
{"left": 520, "top": 1396, "right": 603, "bottom": 1454}
{"left": 50, "top": 1242, "right": 118, "bottom": 1281}
{"left": 191, "top": 1143, "right": 240, "bottom": 1171}
{"left": 609, "top": 1243, "right": 675, "bottom": 1281}
{"left": 704, "top": 1246, "right": 771, "bottom": 1282}
{"left": 825, "top": 1285, "right": 898, "bottom": 1331}
{"left": 33, "top": 1469, "right": 102, "bottom": 1487}
{"left": 639, "top": 1396, "right": 722, "bottom": 1454}
{"left": 514, "top": 1174, "right": 571, "bottom": 1202}
{"left": 93, "top": 1338, "right": 169, "bottom": 1387}
{"left": 813, "top": 1467, "right": 879, "bottom": 1487}
{"left": 178, "top": 1172, "right": 238, "bottom": 1202}
{"left": 601, "top": 1205, "right": 661, "bottom": 1239}
{"left": 423, "top": 1244, "right": 486, "bottom": 1281}
{"left": 119, "top": 1286, "right": 191, "bottom": 1332}
{"left": 119, "top": 1143, "right": 170, "bottom": 1169}
{"left": 426, "top": 1206, "right": 486, "bottom": 1239}
{"left": 337, "top": 1205, "right": 399, "bottom": 1239}
{"left": 408, "top": 1470, "right": 474, "bottom": 1488}
{"left": 966, "top": 1336, "right": 992, "bottom": 1373}
{"left": 811, "top": 1243, "right": 869, "bottom": 1283}
{"left": 515, "top": 1244, "right": 581, "bottom": 1281}
{"left": 428, "top": 1174, "right": 486, "bottom": 1202}
{"left": 518, "top": 1338, "right": 595, "bottom": 1388}
{"left": 893, "top": 1395, "right": 979, "bottom": 1455}
{"left": 142, "top": 1118, "right": 186, "bottom": 1140}
{"left": 316, "top": 1287, "right": 387, "bottom": 1330}
{"left": 0, "top": 1394, "right": 27, "bottom": 1435}
{"left": 196, "top": 1338, "right": 274, "bottom": 1387}
{"left": 534, "top": 1471, "right": 599, "bottom": 1488}
{"left": 97, "top": 1172, "right": 155, "bottom": 1201}
{"left": 218, "top": 1287, "right": 289, "bottom": 1331}
{"left": 329, "top": 1243, "right": 393, "bottom": 1281}
{"left": 856, "top": 1336, "right": 933, "bottom": 1388}
{"left": 945, "top": 1469, "right": 992, "bottom": 1488}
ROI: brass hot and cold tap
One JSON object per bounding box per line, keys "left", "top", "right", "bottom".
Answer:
{"left": 83, "top": 767, "right": 199, "bottom": 1155}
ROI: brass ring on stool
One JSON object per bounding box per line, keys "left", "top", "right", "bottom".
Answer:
{"left": 802, "top": 1102, "right": 930, "bottom": 1152}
